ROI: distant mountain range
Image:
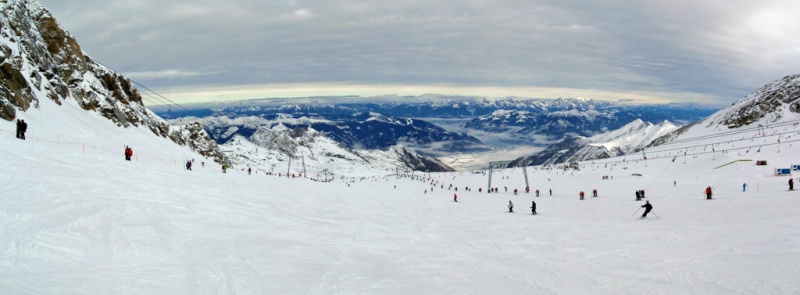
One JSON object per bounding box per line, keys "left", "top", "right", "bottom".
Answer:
{"left": 222, "top": 125, "right": 454, "bottom": 175}
{"left": 156, "top": 98, "right": 718, "bottom": 155}
{"left": 508, "top": 120, "right": 678, "bottom": 166}
{"left": 181, "top": 112, "right": 489, "bottom": 154}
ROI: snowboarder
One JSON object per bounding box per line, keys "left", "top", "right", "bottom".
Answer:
{"left": 124, "top": 146, "right": 133, "bottom": 161}
{"left": 705, "top": 186, "right": 713, "bottom": 199}
{"left": 530, "top": 201, "right": 537, "bottom": 215}
{"left": 640, "top": 200, "right": 653, "bottom": 219}
{"left": 454, "top": 194, "right": 458, "bottom": 202}
{"left": 508, "top": 200, "right": 514, "bottom": 213}
{"left": 790, "top": 178, "right": 794, "bottom": 191}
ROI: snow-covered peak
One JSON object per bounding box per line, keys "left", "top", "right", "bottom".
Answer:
{"left": 651, "top": 74, "right": 800, "bottom": 147}
{"left": 590, "top": 120, "right": 678, "bottom": 152}
{"left": 713, "top": 74, "right": 800, "bottom": 128}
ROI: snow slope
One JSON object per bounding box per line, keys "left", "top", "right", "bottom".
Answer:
{"left": 1, "top": 96, "right": 800, "bottom": 294}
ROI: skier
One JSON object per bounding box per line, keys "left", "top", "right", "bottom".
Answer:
{"left": 454, "top": 194, "right": 458, "bottom": 202}
{"left": 19, "top": 119, "right": 27, "bottom": 140}
{"left": 124, "top": 146, "right": 133, "bottom": 161}
{"left": 530, "top": 200, "right": 537, "bottom": 215}
{"left": 705, "top": 186, "right": 713, "bottom": 199}
{"left": 222, "top": 164, "right": 227, "bottom": 173}
{"left": 635, "top": 190, "right": 641, "bottom": 201}
{"left": 640, "top": 200, "right": 653, "bottom": 219}
{"left": 248, "top": 167, "right": 252, "bottom": 175}
{"left": 790, "top": 178, "right": 795, "bottom": 191}
{"left": 742, "top": 183, "right": 748, "bottom": 192}
{"left": 15, "top": 119, "right": 21, "bottom": 139}
{"left": 579, "top": 191, "right": 585, "bottom": 200}
{"left": 508, "top": 200, "right": 514, "bottom": 213}
{"left": 186, "top": 160, "right": 192, "bottom": 171}
{"left": 535, "top": 189, "right": 540, "bottom": 197}
{"left": 549, "top": 189, "right": 552, "bottom": 196}
{"left": 592, "top": 189, "right": 598, "bottom": 197}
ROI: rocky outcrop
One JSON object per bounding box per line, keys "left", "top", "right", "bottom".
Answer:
{"left": 717, "top": 74, "right": 800, "bottom": 128}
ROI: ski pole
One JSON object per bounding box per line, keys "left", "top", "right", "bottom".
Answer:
{"left": 632, "top": 208, "right": 641, "bottom": 216}
{"left": 652, "top": 212, "right": 660, "bottom": 219}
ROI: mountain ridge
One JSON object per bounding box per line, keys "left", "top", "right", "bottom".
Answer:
{"left": 0, "top": 0, "right": 226, "bottom": 162}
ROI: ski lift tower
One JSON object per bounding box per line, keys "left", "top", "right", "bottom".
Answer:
{"left": 286, "top": 155, "right": 307, "bottom": 177}
{"left": 522, "top": 165, "right": 530, "bottom": 192}
{"left": 487, "top": 161, "right": 510, "bottom": 193}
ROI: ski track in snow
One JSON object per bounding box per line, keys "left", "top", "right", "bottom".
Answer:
{"left": 2, "top": 101, "right": 800, "bottom": 294}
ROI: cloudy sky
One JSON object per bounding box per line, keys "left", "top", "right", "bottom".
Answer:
{"left": 39, "top": 0, "right": 800, "bottom": 105}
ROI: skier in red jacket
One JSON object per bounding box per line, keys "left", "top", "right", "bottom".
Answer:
{"left": 124, "top": 146, "right": 133, "bottom": 161}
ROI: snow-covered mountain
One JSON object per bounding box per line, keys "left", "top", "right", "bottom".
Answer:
{"left": 509, "top": 119, "right": 678, "bottom": 166}
{"left": 465, "top": 108, "right": 617, "bottom": 136}
{"left": 0, "top": 0, "right": 225, "bottom": 162}
{"left": 157, "top": 97, "right": 717, "bottom": 149}
{"left": 651, "top": 74, "right": 800, "bottom": 147}
{"left": 185, "top": 112, "right": 489, "bottom": 154}
{"left": 461, "top": 98, "right": 694, "bottom": 144}
{"left": 221, "top": 124, "right": 454, "bottom": 174}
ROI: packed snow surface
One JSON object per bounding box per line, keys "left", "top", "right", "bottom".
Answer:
{"left": 2, "top": 99, "right": 800, "bottom": 294}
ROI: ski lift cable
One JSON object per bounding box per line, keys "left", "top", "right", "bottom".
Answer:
{"left": 645, "top": 129, "right": 799, "bottom": 156}
{"left": 91, "top": 59, "right": 191, "bottom": 112}
{"left": 129, "top": 79, "right": 190, "bottom": 112}
{"left": 138, "top": 90, "right": 172, "bottom": 106}
{"left": 644, "top": 158, "right": 673, "bottom": 192}
{"left": 659, "top": 119, "right": 800, "bottom": 147}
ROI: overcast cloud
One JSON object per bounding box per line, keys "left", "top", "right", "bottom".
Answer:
{"left": 38, "top": 0, "right": 800, "bottom": 105}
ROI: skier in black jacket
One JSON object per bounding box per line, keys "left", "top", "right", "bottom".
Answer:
{"left": 640, "top": 201, "right": 653, "bottom": 219}
{"left": 530, "top": 201, "right": 537, "bottom": 215}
